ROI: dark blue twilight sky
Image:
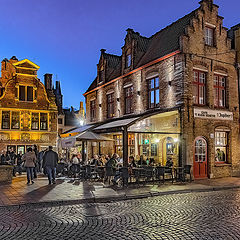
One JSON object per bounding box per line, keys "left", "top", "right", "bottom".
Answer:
{"left": 0, "top": 0, "right": 238, "bottom": 108}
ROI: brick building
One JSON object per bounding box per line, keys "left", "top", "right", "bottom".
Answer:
{"left": 84, "top": 0, "right": 240, "bottom": 179}
{"left": 0, "top": 57, "right": 58, "bottom": 153}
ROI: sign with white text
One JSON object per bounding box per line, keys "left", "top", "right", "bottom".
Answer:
{"left": 194, "top": 108, "right": 233, "bottom": 121}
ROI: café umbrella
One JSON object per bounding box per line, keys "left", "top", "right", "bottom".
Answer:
{"left": 75, "top": 131, "right": 114, "bottom": 142}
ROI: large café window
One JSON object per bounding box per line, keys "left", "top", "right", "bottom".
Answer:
{"left": 125, "top": 85, "right": 133, "bottom": 114}
{"left": 193, "top": 70, "right": 206, "bottom": 105}
{"left": 214, "top": 75, "right": 226, "bottom": 108}
{"left": 148, "top": 77, "right": 160, "bottom": 109}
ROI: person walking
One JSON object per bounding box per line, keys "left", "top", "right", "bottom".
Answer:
{"left": 6, "top": 149, "right": 17, "bottom": 177}
{"left": 38, "top": 149, "right": 46, "bottom": 173}
{"left": 43, "top": 146, "right": 58, "bottom": 185}
{"left": 22, "top": 147, "right": 37, "bottom": 185}
{"left": 33, "top": 145, "right": 39, "bottom": 178}
{"left": 16, "top": 151, "right": 23, "bottom": 175}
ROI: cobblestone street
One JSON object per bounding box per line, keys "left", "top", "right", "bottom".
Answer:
{"left": 1, "top": 189, "right": 240, "bottom": 240}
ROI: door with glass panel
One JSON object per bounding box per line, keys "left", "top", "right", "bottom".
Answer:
{"left": 194, "top": 137, "right": 208, "bottom": 179}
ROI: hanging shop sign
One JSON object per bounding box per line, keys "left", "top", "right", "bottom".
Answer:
{"left": 194, "top": 108, "right": 233, "bottom": 121}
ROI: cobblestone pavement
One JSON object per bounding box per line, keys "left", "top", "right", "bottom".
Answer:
{"left": 1, "top": 190, "right": 240, "bottom": 240}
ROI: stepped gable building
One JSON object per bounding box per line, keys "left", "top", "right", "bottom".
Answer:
{"left": 0, "top": 57, "right": 58, "bottom": 153}
{"left": 84, "top": 0, "right": 240, "bottom": 179}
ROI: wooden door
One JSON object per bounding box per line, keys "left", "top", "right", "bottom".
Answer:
{"left": 194, "top": 137, "right": 208, "bottom": 179}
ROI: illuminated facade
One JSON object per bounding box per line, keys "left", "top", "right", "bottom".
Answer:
{"left": 84, "top": 0, "right": 240, "bottom": 179}
{"left": 0, "top": 56, "right": 58, "bottom": 154}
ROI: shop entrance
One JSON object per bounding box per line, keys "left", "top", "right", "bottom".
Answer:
{"left": 193, "top": 137, "right": 208, "bottom": 179}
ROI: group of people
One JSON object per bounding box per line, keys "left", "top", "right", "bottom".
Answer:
{"left": 0, "top": 145, "right": 59, "bottom": 185}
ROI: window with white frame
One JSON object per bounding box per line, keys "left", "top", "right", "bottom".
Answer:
{"left": 214, "top": 75, "right": 226, "bottom": 108}
{"left": 193, "top": 70, "right": 206, "bottom": 105}
{"left": 205, "top": 26, "right": 214, "bottom": 46}
{"left": 215, "top": 131, "right": 228, "bottom": 163}
{"left": 125, "top": 54, "right": 131, "bottom": 68}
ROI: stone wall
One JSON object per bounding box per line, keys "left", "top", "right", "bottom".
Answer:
{"left": 0, "top": 165, "right": 13, "bottom": 183}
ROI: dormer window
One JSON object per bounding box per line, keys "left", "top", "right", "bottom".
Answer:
{"left": 205, "top": 26, "right": 214, "bottom": 46}
{"left": 125, "top": 54, "right": 131, "bottom": 68}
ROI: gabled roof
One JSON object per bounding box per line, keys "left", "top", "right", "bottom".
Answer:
{"left": 104, "top": 53, "right": 121, "bottom": 69}
{"left": 12, "top": 59, "right": 40, "bottom": 69}
{"left": 136, "top": 9, "right": 197, "bottom": 67}
{"left": 86, "top": 77, "right": 98, "bottom": 93}
{"left": 85, "top": 8, "right": 198, "bottom": 95}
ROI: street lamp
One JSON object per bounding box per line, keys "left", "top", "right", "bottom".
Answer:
{"left": 79, "top": 120, "right": 84, "bottom": 126}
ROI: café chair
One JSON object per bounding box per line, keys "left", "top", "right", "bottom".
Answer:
{"left": 184, "top": 165, "right": 192, "bottom": 182}
{"left": 155, "top": 166, "right": 165, "bottom": 184}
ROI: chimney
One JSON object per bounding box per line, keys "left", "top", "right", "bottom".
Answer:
{"left": 9, "top": 56, "right": 18, "bottom": 64}
{"left": 199, "top": 0, "right": 214, "bottom": 10}
{"left": 79, "top": 101, "right": 85, "bottom": 118}
{"left": 55, "top": 81, "right": 62, "bottom": 94}
{"left": 44, "top": 73, "right": 53, "bottom": 90}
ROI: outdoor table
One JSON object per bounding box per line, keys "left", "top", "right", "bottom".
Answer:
{"left": 132, "top": 167, "right": 145, "bottom": 183}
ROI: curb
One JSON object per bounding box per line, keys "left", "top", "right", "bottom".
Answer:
{"left": 0, "top": 185, "right": 240, "bottom": 209}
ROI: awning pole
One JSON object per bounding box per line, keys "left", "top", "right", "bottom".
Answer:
{"left": 82, "top": 141, "right": 85, "bottom": 163}
{"left": 123, "top": 127, "right": 128, "bottom": 167}
{"left": 98, "top": 142, "right": 101, "bottom": 155}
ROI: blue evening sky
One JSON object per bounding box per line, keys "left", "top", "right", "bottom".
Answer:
{"left": 0, "top": 0, "right": 238, "bottom": 109}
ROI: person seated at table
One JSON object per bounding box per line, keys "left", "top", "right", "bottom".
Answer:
{"left": 116, "top": 156, "right": 123, "bottom": 168}
{"left": 105, "top": 154, "right": 110, "bottom": 162}
{"left": 129, "top": 156, "right": 137, "bottom": 168}
{"left": 149, "top": 158, "right": 155, "bottom": 166}
{"left": 166, "top": 157, "right": 173, "bottom": 168}
{"left": 100, "top": 155, "right": 107, "bottom": 166}
{"left": 71, "top": 154, "right": 79, "bottom": 165}
{"left": 90, "top": 155, "right": 99, "bottom": 166}
{"left": 97, "top": 155, "right": 105, "bottom": 166}
{"left": 138, "top": 155, "right": 147, "bottom": 166}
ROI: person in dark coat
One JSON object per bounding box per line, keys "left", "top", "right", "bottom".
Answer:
{"left": 0, "top": 151, "right": 6, "bottom": 165}
{"left": 33, "top": 145, "right": 39, "bottom": 178}
{"left": 43, "top": 146, "right": 58, "bottom": 185}
{"left": 7, "top": 150, "right": 17, "bottom": 177}
{"left": 16, "top": 151, "right": 23, "bottom": 175}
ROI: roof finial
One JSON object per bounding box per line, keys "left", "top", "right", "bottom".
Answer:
{"left": 100, "top": 49, "right": 106, "bottom": 54}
